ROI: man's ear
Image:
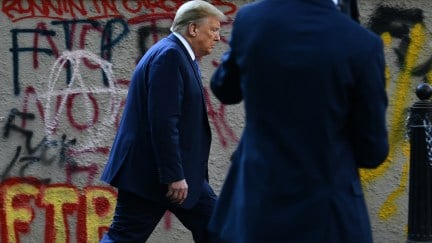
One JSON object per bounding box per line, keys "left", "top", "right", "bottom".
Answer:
{"left": 188, "top": 22, "right": 197, "bottom": 37}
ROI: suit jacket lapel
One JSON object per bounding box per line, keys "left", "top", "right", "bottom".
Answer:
{"left": 167, "top": 34, "right": 209, "bottom": 119}
{"left": 167, "top": 34, "right": 203, "bottom": 85}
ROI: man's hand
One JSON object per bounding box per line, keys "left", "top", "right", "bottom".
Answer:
{"left": 166, "top": 179, "right": 188, "bottom": 205}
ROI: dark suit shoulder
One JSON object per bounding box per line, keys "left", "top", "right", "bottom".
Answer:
{"left": 142, "top": 38, "right": 189, "bottom": 66}
{"left": 338, "top": 18, "right": 384, "bottom": 59}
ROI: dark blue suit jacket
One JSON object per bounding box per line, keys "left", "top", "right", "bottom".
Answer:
{"left": 208, "top": 0, "right": 389, "bottom": 242}
{"left": 101, "top": 34, "right": 212, "bottom": 209}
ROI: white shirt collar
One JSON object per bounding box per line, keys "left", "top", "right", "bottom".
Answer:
{"left": 172, "top": 32, "right": 196, "bottom": 61}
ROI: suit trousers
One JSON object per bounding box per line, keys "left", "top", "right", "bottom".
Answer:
{"left": 100, "top": 189, "right": 216, "bottom": 243}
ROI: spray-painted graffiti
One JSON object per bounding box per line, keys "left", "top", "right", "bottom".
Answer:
{"left": 10, "top": 18, "right": 129, "bottom": 95}
{"left": 362, "top": 6, "right": 432, "bottom": 223}
{"left": 1, "top": 108, "right": 104, "bottom": 184}
{"left": 1, "top": 1, "right": 239, "bottom": 242}
{"left": 2, "top": 49, "right": 127, "bottom": 182}
{"left": 204, "top": 87, "right": 238, "bottom": 148}
{"left": 0, "top": 177, "right": 117, "bottom": 243}
{"left": 5, "top": 0, "right": 432, "bottom": 242}
{"left": 2, "top": 0, "right": 238, "bottom": 23}
{"left": 41, "top": 50, "right": 124, "bottom": 137}
{"left": 8, "top": 15, "right": 237, "bottom": 145}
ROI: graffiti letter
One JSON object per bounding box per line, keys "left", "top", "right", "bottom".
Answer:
{"left": 0, "top": 178, "right": 40, "bottom": 243}
{"left": 78, "top": 186, "right": 117, "bottom": 243}
{"left": 38, "top": 185, "right": 79, "bottom": 243}
{"left": 10, "top": 29, "right": 56, "bottom": 95}
{"left": 51, "top": 19, "right": 100, "bottom": 83}
{"left": 100, "top": 18, "right": 129, "bottom": 85}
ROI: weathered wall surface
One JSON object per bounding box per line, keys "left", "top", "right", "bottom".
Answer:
{"left": 0, "top": 0, "right": 431, "bottom": 242}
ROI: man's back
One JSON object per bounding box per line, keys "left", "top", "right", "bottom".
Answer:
{"left": 231, "top": 0, "right": 388, "bottom": 170}
{"left": 209, "top": 0, "right": 388, "bottom": 242}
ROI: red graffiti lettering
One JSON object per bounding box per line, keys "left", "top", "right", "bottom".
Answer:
{"left": 80, "top": 24, "right": 104, "bottom": 69}
{"left": 37, "top": 184, "right": 80, "bottom": 243}
{"left": 3, "top": 0, "right": 238, "bottom": 22}
{"left": 65, "top": 163, "right": 99, "bottom": 186}
{"left": 66, "top": 93, "right": 99, "bottom": 131}
{"left": 3, "top": 0, "right": 87, "bottom": 22}
{"left": 0, "top": 177, "right": 117, "bottom": 243}
{"left": 203, "top": 87, "right": 238, "bottom": 148}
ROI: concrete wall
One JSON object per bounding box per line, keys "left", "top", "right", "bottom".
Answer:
{"left": 0, "top": 0, "right": 431, "bottom": 242}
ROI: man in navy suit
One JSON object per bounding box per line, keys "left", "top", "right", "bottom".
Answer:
{"left": 99, "top": 1, "right": 225, "bottom": 242}
{"left": 208, "top": 0, "right": 388, "bottom": 242}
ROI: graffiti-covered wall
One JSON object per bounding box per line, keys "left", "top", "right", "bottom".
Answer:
{"left": 0, "top": 0, "right": 431, "bottom": 242}
{"left": 360, "top": 1, "right": 432, "bottom": 242}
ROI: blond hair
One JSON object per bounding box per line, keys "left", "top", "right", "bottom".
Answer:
{"left": 171, "top": 0, "right": 226, "bottom": 34}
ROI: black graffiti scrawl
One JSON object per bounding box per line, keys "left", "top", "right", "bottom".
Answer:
{"left": 369, "top": 5, "right": 432, "bottom": 81}
{"left": 1, "top": 108, "right": 80, "bottom": 183}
